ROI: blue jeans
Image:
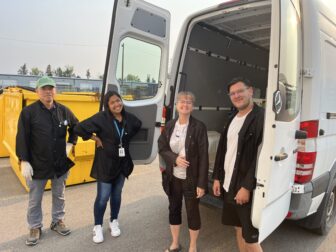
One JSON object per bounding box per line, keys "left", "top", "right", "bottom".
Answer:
{"left": 94, "top": 174, "right": 125, "bottom": 225}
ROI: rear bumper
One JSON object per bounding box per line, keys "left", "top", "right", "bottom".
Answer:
{"left": 288, "top": 182, "right": 313, "bottom": 220}
{"left": 288, "top": 172, "right": 329, "bottom": 220}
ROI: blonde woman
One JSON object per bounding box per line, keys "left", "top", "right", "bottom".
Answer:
{"left": 158, "top": 91, "right": 209, "bottom": 252}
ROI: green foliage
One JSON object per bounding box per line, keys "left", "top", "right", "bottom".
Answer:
{"left": 45, "top": 65, "right": 53, "bottom": 76}
{"left": 18, "top": 63, "right": 28, "bottom": 75}
{"left": 30, "top": 67, "right": 43, "bottom": 76}
{"left": 54, "top": 67, "right": 63, "bottom": 77}
{"left": 53, "top": 65, "right": 77, "bottom": 77}
{"left": 63, "top": 65, "right": 75, "bottom": 77}
{"left": 125, "top": 74, "right": 140, "bottom": 82}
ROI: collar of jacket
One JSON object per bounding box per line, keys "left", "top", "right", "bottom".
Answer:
{"left": 38, "top": 100, "right": 58, "bottom": 110}
{"left": 165, "top": 115, "right": 196, "bottom": 150}
{"left": 227, "top": 102, "right": 260, "bottom": 124}
{"left": 226, "top": 103, "right": 261, "bottom": 145}
{"left": 105, "top": 109, "right": 127, "bottom": 128}
{"left": 220, "top": 103, "right": 261, "bottom": 146}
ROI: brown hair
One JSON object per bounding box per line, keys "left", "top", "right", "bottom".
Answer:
{"left": 227, "top": 77, "right": 251, "bottom": 93}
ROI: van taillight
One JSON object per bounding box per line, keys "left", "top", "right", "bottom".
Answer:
{"left": 295, "top": 120, "right": 319, "bottom": 184}
{"left": 295, "top": 152, "right": 316, "bottom": 183}
{"left": 297, "top": 151, "right": 316, "bottom": 164}
{"left": 286, "top": 212, "right": 292, "bottom": 218}
{"left": 300, "top": 120, "right": 319, "bottom": 138}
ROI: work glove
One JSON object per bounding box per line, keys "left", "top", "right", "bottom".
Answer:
{"left": 21, "top": 161, "right": 33, "bottom": 181}
{"left": 66, "top": 143, "right": 73, "bottom": 157}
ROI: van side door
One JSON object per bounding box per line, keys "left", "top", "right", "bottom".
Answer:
{"left": 102, "top": 0, "right": 170, "bottom": 163}
{"left": 251, "top": 0, "right": 303, "bottom": 242}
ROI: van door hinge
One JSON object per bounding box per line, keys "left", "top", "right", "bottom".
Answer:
{"left": 302, "top": 68, "right": 313, "bottom": 78}
{"left": 124, "top": 0, "right": 131, "bottom": 7}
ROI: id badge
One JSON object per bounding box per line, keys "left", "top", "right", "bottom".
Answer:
{"left": 118, "top": 147, "right": 125, "bottom": 157}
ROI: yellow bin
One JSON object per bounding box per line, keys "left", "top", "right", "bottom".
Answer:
{"left": 0, "top": 92, "right": 10, "bottom": 157}
{"left": 2, "top": 87, "right": 99, "bottom": 191}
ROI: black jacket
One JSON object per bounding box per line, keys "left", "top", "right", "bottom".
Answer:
{"left": 213, "top": 104, "right": 264, "bottom": 196}
{"left": 74, "top": 110, "right": 141, "bottom": 182}
{"left": 158, "top": 116, "right": 209, "bottom": 196}
{"left": 16, "top": 100, "right": 78, "bottom": 179}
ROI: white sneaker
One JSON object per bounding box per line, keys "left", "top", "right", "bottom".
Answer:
{"left": 109, "top": 219, "right": 121, "bottom": 237}
{"left": 93, "top": 225, "right": 104, "bottom": 243}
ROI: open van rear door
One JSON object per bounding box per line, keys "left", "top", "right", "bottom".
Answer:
{"left": 252, "top": 0, "right": 302, "bottom": 242}
{"left": 102, "top": 0, "right": 170, "bottom": 163}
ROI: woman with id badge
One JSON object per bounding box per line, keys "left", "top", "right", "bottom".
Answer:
{"left": 74, "top": 91, "right": 141, "bottom": 244}
{"left": 158, "top": 91, "right": 209, "bottom": 252}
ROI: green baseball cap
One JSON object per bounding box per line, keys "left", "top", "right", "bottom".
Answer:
{"left": 36, "top": 76, "right": 56, "bottom": 88}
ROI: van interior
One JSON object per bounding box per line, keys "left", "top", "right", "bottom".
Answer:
{"left": 175, "top": 1, "right": 271, "bottom": 173}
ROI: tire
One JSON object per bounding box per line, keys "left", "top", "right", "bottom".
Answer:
{"left": 314, "top": 184, "right": 336, "bottom": 235}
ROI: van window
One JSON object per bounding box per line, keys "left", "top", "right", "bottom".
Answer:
{"left": 276, "top": 2, "right": 302, "bottom": 122}
{"left": 116, "top": 37, "right": 161, "bottom": 101}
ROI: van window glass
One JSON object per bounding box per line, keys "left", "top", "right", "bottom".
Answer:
{"left": 116, "top": 37, "right": 161, "bottom": 101}
{"left": 276, "top": 2, "right": 302, "bottom": 122}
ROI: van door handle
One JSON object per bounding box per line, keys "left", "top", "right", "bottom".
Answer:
{"left": 295, "top": 130, "right": 307, "bottom": 139}
{"left": 274, "top": 153, "right": 288, "bottom": 161}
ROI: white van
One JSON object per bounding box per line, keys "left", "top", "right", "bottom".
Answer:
{"left": 101, "top": 0, "right": 336, "bottom": 242}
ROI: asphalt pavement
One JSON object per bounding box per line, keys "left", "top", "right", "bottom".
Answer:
{"left": 0, "top": 157, "right": 335, "bottom": 252}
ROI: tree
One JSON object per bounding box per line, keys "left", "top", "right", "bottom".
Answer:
{"left": 151, "top": 78, "right": 156, "bottom": 83}
{"left": 86, "top": 69, "right": 91, "bottom": 79}
{"left": 125, "top": 74, "right": 140, "bottom": 82}
{"left": 45, "top": 65, "right": 53, "bottom": 76}
{"left": 30, "top": 67, "right": 43, "bottom": 76}
{"left": 18, "top": 63, "right": 28, "bottom": 75}
{"left": 63, "top": 65, "right": 75, "bottom": 77}
{"left": 146, "top": 74, "right": 151, "bottom": 83}
{"left": 54, "top": 67, "right": 63, "bottom": 77}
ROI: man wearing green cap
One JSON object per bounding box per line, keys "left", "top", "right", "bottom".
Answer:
{"left": 16, "top": 76, "right": 78, "bottom": 246}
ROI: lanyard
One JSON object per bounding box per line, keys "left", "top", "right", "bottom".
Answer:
{"left": 113, "top": 120, "right": 124, "bottom": 147}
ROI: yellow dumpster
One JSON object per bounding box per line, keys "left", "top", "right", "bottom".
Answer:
{"left": 0, "top": 91, "right": 10, "bottom": 157}
{"left": 2, "top": 87, "right": 99, "bottom": 191}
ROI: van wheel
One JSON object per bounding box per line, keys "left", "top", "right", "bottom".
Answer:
{"left": 315, "top": 185, "right": 336, "bottom": 235}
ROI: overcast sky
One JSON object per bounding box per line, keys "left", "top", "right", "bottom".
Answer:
{"left": 0, "top": 0, "right": 227, "bottom": 79}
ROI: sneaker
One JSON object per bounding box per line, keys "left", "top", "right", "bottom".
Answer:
{"left": 93, "top": 225, "right": 104, "bottom": 243}
{"left": 50, "top": 220, "right": 71, "bottom": 236}
{"left": 25, "top": 228, "right": 41, "bottom": 246}
{"left": 109, "top": 219, "right": 121, "bottom": 237}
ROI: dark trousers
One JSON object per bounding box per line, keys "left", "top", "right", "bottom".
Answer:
{"left": 222, "top": 190, "right": 259, "bottom": 243}
{"left": 168, "top": 176, "right": 201, "bottom": 230}
{"left": 94, "top": 174, "right": 125, "bottom": 225}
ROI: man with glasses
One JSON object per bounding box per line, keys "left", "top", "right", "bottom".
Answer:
{"left": 16, "top": 76, "right": 78, "bottom": 246}
{"left": 212, "top": 77, "right": 264, "bottom": 252}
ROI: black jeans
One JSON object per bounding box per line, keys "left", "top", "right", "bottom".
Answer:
{"left": 168, "top": 176, "right": 201, "bottom": 230}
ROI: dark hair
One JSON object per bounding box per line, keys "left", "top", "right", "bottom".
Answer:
{"left": 103, "top": 90, "right": 125, "bottom": 114}
{"left": 227, "top": 77, "right": 252, "bottom": 93}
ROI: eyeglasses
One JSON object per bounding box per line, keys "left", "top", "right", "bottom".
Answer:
{"left": 228, "top": 87, "right": 250, "bottom": 97}
{"left": 177, "top": 100, "right": 193, "bottom": 105}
